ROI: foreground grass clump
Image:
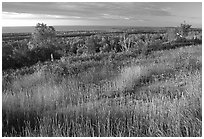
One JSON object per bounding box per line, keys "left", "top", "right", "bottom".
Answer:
{"left": 2, "top": 45, "right": 202, "bottom": 137}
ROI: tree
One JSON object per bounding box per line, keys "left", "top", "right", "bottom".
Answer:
{"left": 85, "top": 36, "right": 96, "bottom": 54}
{"left": 179, "top": 21, "right": 192, "bottom": 37}
{"left": 167, "top": 21, "right": 192, "bottom": 42}
{"left": 28, "top": 23, "right": 56, "bottom": 49}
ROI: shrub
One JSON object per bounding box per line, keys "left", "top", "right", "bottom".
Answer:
{"left": 179, "top": 21, "right": 192, "bottom": 37}
{"left": 167, "top": 28, "right": 177, "bottom": 42}
{"left": 85, "top": 36, "right": 97, "bottom": 54}
{"left": 28, "top": 23, "right": 56, "bottom": 50}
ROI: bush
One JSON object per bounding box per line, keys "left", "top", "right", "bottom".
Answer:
{"left": 28, "top": 23, "right": 56, "bottom": 50}
{"left": 179, "top": 21, "right": 192, "bottom": 37}
{"left": 167, "top": 28, "right": 177, "bottom": 42}
{"left": 167, "top": 21, "right": 192, "bottom": 42}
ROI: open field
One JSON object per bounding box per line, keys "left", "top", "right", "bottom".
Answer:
{"left": 2, "top": 2, "right": 202, "bottom": 137}
{"left": 2, "top": 43, "right": 202, "bottom": 137}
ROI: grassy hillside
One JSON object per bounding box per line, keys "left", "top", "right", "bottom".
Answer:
{"left": 2, "top": 44, "right": 202, "bottom": 137}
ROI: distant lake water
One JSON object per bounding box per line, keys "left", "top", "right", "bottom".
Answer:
{"left": 2, "top": 26, "right": 130, "bottom": 33}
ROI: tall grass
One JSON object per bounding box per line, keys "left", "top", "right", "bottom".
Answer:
{"left": 2, "top": 45, "right": 202, "bottom": 137}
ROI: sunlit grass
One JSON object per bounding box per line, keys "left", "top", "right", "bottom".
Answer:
{"left": 2, "top": 45, "right": 202, "bottom": 137}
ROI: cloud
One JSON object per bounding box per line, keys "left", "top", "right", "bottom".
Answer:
{"left": 2, "top": 2, "right": 201, "bottom": 27}
{"left": 2, "top": 12, "right": 81, "bottom": 19}
{"left": 101, "top": 14, "right": 132, "bottom": 20}
{"left": 161, "top": 7, "right": 172, "bottom": 11}
{"left": 2, "top": 2, "right": 173, "bottom": 18}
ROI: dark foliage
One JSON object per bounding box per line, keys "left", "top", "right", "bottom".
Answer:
{"left": 2, "top": 23, "right": 202, "bottom": 71}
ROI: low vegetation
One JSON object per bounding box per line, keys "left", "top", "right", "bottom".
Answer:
{"left": 2, "top": 43, "right": 202, "bottom": 136}
{"left": 2, "top": 22, "right": 202, "bottom": 137}
{"left": 2, "top": 22, "right": 202, "bottom": 70}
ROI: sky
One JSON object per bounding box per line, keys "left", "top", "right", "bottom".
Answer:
{"left": 2, "top": 2, "right": 202, "bottom": 27}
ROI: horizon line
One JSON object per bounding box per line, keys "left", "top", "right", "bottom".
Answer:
{"left": 2, "top": 25, "right": 202, "bottom": 28}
